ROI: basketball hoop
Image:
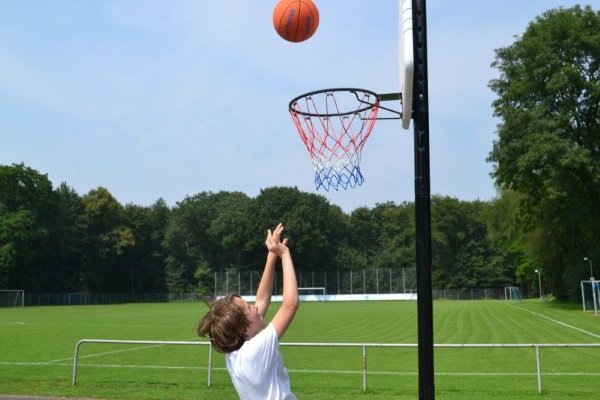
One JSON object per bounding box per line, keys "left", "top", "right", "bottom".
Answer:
{"left": 289, "top": 88, "right": 381, "bottom": 191}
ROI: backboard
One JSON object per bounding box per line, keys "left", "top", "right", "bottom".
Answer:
{"left": 400, "top": 0, "right": 414, "bottom": 129}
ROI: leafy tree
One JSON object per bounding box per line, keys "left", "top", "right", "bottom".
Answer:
{"left": 205, "top": 191, "right": 253, "bottom": 273}
{"left": 488, "top": 6, "right": 600, "bottom": 300}
{"left": 250, "top": 187, "right": 338, "bottom": 278}
{"left": 52, "top": 183, "right": 85, "bottom": 291}
{"left": 163, "top": 193, "right": 214, "bottom": 292}
{"left": 370, "top": 201, "right": 415, "bottom": 273}
{"left": 0, "top": 164, "right": 56, "bottom": 291}
{"left": 483, "top": 190, "right": 528, "bottom": 286}
{"left": 194, "top": 260, "right": 213, "bottom": 296}
{"left": 431, "top": 197, "right": 512, "bottom": 289}
{"left": 80, "top": 187, "right": 133, "bottom": 292}
{"left": 122, "top": 200, "right": 170, "bottom": 294}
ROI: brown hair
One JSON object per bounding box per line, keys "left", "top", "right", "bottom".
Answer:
{"left": 197, "top": 294, "right": 249, "bottom": 353}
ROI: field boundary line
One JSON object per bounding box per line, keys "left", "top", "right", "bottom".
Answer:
{"left": 5, "top": 360, "right": 600, "bottom": 378}
{"left": 511, "top": 304, "right": 600, "bottom": 339}
{"left": 46, "top": 345, "right": 162, "bottom": 364}
{"left": 46, "top": 337, "right": 199, "bottom": 364}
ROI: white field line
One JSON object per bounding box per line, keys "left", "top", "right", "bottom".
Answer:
{"left": 46, "top": 344, "right": 164, "bottom": 364}
{"left": 2, "top": 361, "right": 600, "bottom": 377}
{"left": 511, "top": 304, "right": 600, "bottom": 340}
{"left": 46, "top": 338, "right": 199, "bottom": 364}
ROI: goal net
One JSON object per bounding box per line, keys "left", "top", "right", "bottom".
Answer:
{"left": 298, "top": 287, "right": 326, "bottom": 296}
{"left": 581, "top": 280, "right": 599, "bottom": 316}
{"left": 504, "top": 287, "right": 522, "bottom": 301}
{"left": 0, "top": 290, "right": 25, "bottom": 307}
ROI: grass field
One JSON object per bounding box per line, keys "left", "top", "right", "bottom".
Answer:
{"left": 0, "top": 299, "right": 599, "bottom": 399}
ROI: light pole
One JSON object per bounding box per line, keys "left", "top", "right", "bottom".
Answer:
{"left": 534, "top": 269, "right": 543, "bottom": 300}
{"left": 584, "top": 257, "right": 594, "bottom": 280}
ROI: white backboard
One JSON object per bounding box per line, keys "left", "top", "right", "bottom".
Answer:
{"left": 400, "top": 0, "right": 414, "bottom": 129}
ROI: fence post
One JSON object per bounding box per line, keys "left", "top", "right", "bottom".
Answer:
{"left": 362, "top": 345, "right": 368, "bottom": 392}
{"left": 208, "top": 343, "right": 213, "bottom": 387}
{"left": 535, "top": 345, "right": 542, "bottom": 394}
{"left": 71, "top": 340, "right": 82, "bottom": 385}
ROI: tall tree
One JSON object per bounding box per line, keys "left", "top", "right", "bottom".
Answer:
{"left": 250, "top": 187, "right": 338, "bottom": 276}
{"left": 80, "top": 187, "right": 133, "bottom": 292}
{"left": 123, "top": 199, "right": 170, "bottom": 294}
{"left": 483, "top": 190, "right": 529, "bottom": 288}
{"left": 53, "top": 183, "right": 85, "bottom": 291}
{"left": 163, "top": 192, "right": 219, "bottom": 292}
{"left": 430, "top": 197, "right": 510, "bottom": 289}
{"left": 488, "top": 6, "right": 600, "bottom": 300}
{"left": 205, "top": 191, "right": 253, "bottom": 273}
{"left": 0, "top": 164, "right": 56, "bottom": 291}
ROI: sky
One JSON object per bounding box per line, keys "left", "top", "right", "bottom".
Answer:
{"left": 0, "top": 0, "right": 592, "bottom": 213}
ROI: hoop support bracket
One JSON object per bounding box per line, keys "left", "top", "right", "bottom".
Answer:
{"left": 359, "top": 92, "right": 403, "bottom": 120}
{"left": 379, "top": 92, "right": 401, "bottom": 101}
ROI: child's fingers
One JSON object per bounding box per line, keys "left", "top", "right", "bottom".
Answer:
{"left": 267, "top": 224, "right": 285, "bottom": 247}
{"left": 265, "top": 229, "right": 274, "bottom": 246}
{"left": 275, "top": 223, "right": 284, "bottom": 238}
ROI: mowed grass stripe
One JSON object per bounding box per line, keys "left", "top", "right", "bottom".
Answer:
{"left": 284, "top": 301, "right": 418, "bottom": 343}
{"left": 434, "top": 300, "right": 600, "bottom": 343}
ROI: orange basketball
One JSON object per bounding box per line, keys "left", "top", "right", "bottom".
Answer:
{"left": 273, "top": 0, "right": 319, "bottom": 43}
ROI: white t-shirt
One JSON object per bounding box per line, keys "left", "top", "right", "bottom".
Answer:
{"left": 226, "top": 323, "right": 296, "bottom": 400}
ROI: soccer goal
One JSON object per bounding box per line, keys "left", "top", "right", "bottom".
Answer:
{"left": 0, "top": 290, "right": 25, "bottom": 307}
{"left": 504, "top": 286, "right": 522, "bottom": 301}
{"left": 581, "top": 280, "right": 599, "bottom": 316}
{"left": 298, "top": 287, "right": 326, "bottom": 296}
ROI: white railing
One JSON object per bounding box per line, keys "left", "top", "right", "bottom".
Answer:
{"left": 72, "top": 339, "right": 600, "bottom": 394}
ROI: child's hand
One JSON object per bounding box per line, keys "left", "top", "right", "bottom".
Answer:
{"left": 265, "top": 223, "right": 289, "bottom": 256}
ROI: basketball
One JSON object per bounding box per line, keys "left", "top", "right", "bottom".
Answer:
{"left": 273, "top": 0, "right": 319, "bottom": 43}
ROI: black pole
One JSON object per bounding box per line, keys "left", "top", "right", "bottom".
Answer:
{"left": 411, "top": 0, "right": 434, "bottom": 399}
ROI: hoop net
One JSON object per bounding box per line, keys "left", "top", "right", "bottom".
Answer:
{"left": 289, "top": 88, "right": 380, "bottom": 191}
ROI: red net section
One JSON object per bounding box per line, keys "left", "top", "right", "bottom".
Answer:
{"left": 289, "top": 89, "right": 380, "bottom": 191}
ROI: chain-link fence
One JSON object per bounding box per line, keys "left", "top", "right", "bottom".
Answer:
{"left": 17, "top": 268, "right": 515, "bottom": 306}
{"left": 213, "top": 268, "right": 418, "bottom": 297}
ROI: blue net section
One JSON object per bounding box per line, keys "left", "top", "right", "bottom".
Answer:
{"left": 289, "top": 89, "right": 380, "bottom": 191}
{"left": 314, "top": 163, "right": 364, "bottom": 191}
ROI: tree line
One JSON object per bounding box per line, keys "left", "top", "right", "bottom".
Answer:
{"left": 1, "top": 163, "right": 521, "bottom": 298}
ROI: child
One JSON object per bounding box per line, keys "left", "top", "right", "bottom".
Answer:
{"left": 197, "top": 223, "right": 299, "bottom": 399}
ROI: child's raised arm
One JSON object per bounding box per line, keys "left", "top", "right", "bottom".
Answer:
{"left": 265, "top": 224, "right": 299, "bottom": 339}
{"left": 255, "top": 248, "right": 277, "bottom": 318}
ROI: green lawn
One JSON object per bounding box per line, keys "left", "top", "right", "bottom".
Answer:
{"left": 0, "top": 299, "right": 599, "bottom": 399}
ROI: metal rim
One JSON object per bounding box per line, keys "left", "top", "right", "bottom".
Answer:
{"left": 288, "top": 88, "right": 380, "bottom": 118}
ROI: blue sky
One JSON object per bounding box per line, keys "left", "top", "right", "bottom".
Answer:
{"left": 0, "top": 0, "right": 590, "bottom": 212}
